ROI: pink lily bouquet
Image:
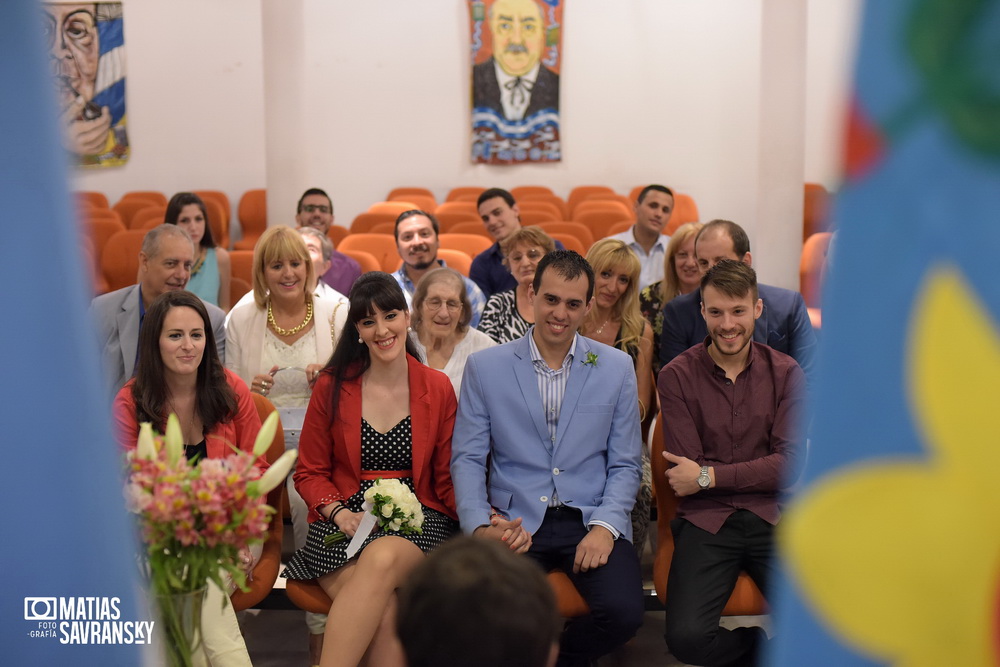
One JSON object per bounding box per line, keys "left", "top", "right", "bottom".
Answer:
{"left": 124, "top": 412, "right": 297, "bottom": 597}
{"left": 324, "top": 478, "right": 424, "bottom": 547}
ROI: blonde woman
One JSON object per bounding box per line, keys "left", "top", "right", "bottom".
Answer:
{"left": 639, "top": 222, "right": 704, "bottom": 372}
{"left": 581, "top": 239, "right": 654, "bottom": 556}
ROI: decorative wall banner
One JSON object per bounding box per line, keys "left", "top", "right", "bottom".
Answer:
{"left": 469, "top": 0, "right": 563, "bottom": 165}
{"left": 44, "top": 2, "right": 128, "bottom": 167}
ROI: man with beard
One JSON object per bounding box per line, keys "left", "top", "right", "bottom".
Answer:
{"left": 659, "top": 220, "right": 816, "bottom": 380}
{"left": 657, "top": 259, "right": 805, "bottom": 667}
{"left": 391, "top": 209, "right": 486, "bottom": 327}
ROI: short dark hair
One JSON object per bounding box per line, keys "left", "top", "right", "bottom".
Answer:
{"left": 397, "top": 537, "right": 560, "bottom": 667}
{"left": 701, "top": 258, "right": 758, "bottom": 301}
{"left": 477, "top": 187, "right": 516, "bottom": 209}
{"left": 393, "top": 209, "right": 440, "bottom": 240}
{"left": 696, "top": 219, "right": 751, "bottom": 258}
{"left": 164, "top": 192, "right": 216, "bottom": 249}
{"left": 131, "top": 290, "right": 236, "bottom": 434}
{"left": 533, "top": 249, "right": 595, "bottom": 302}
{"left": 637, "top": 184, "right": 674, "bottom": 204}
{"left": 297, "top": 188, "right": 333, "bottom": 214}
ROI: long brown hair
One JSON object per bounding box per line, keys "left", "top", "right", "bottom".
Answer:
{"left": 131, "top": 291, "right": 236, "bottom": 435}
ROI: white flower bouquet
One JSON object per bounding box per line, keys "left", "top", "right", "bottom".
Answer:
{"left": 324, "top": 478, "right": 424, "bottom": 547}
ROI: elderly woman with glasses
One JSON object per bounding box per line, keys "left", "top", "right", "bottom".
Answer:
{"left": 410, "top": 268, "right": 495, "bottom": 397}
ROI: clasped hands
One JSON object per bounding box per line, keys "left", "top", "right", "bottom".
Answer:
{"left": 475, "top": 516, "right": 614, "bottom": 573}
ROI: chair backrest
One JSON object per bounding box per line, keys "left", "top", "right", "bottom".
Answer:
{"left": 548, "top": 233, "right": 587, "bottom": 256}
{"left": 510, "top": 185, "right": 554, "bottom": 198}
{"left": 368, "top": 201, "right": 416, "bottom": 216}
{"left": 202, "top": 197, "right": 229, "bottom": 250}
{"left": 450, "top": 192, "right": 482, "bottom": 203}
{"left": 518, "top": 209, "right": 562, "bottom": 226}
{"left": 82, "top": 211, "right": 126, "bottom": 258}
{"left": 446, "top": 221, "right": 493, "bottom": 238}
{"left": 574, "top": 199, "right": 633, "bottom": 221}
{"left": 134, "top": 205, "right": 167, "bottom": 231}
{"left": 516, "top": 200, "right": 563, "bottom": 222}
{"left": 390, "top": 193, "right": 436, "bottom": 212}
{"left": 436, "top": 249, "right": 472, "bottom": 277}
{"left": 192, "top": 190, "right": 232, "bottom": 229}
{"left": 113, "top": 197, "right": 161, "bottom": 229}
{"left": 340, "top": 249, "right": 381, "bottom": 274}
{"left": 76, "top": 190, "right": 109, "bottom": 210}
{"left": 665, "top": 193, "right": 700, "bottom": 235}
{"left": 446, "top": 186, "right": 485, "bottom": 202}
{"left": 121, "top": 190, "right": 168, "bottom": 207}
{"left": 229, "top": 276, "right": 251, "bottom": 307}
{"left": 606, "top": 220, "right": 633, "bottom": 237}
{"left": 567, "top": 185, "right": 617, "bottom": 218}
{"left": 800, "top": 232, "right": 833, "bottom": 309}
{"left": 101, "top": 230, "right": 147, "bottom": 292}
{"left": 803, "top": 182, "right": 831, "bottom": 241}
{"left": 536, "top": 222, "right": 595, "bottom": 250}
{"left": 338, "top": 234, "right": 399, "bottom": 272}
{"left": 350, "top": 211, "right": 398, "bottom": 234}
{"left": 438, "top": 233, "right": 493, "bottom": 258}
{"left": 435, "top": 211, "right": 482, "bottom": 232}
{"left": 234, "top": 189, "right": 267, "bottom": 250}
{"left": 518, "top": 192, "right": 569, "bottom": 219}
{"left": 435, "top": 201, "right": 479, "bottom": 218}
{"left": 369, "top": 221, "right": 396, "bottom": 235}
{"left": 229, "top": 249, "right": 255, "bottom": 286}
{"left": 387, "top": 187, "right": 436, "bottom": 205}
{"left": 573, "top": 209, "right": 634, "bottom": 240}
{"left": 583, "top": 192, "right": 634, "bottom": 213}
{"left": 327, "top": 225, "right": 350, "bottom": 248}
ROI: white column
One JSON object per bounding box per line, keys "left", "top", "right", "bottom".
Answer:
{"left": 754, "top": 0, "right": 808, "bottom": 289}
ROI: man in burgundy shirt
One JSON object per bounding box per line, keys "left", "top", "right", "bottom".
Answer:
{"left": 657, "top": 259, "right": 805, "bottom": 666}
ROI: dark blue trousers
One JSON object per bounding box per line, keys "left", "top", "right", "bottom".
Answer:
{"left": 526, "top": 507, "right": 644, "bottom": 667}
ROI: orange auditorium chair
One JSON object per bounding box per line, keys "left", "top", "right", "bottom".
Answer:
{"left": 234, "top": 189, "right": 267, "bottom": 251}
{"left": 803, "top": 183, "right": 831, "bottom": 242}
{"left": 548, "top": 233, "right": 586, "bottom": 256}
{"left": 133, "top": 205, "right": 167, "bottom": 231}
{"left": 438, "top": 233, "right": 492, "bottom": 259}
{"left": 606, "top": 220, "right": 633, "bottom": 237}
{"left": 518, "top": 192, "right": 569, "bottom": 219}
{"left": 230, "top": 393, "right": 286, "bottom": 611}
{"left": 113, "top": 196, "right": 161, "bottom": 229}
{"left": 101, "top": 230, "right": 146, "bottom": 292}
{"left": 76, "top": 190, "right": 110, "bottom": 210}
{"left": 435, "top": 211, "right": 482, "bottom": 232}
{"left": 340, "top": 249, "right": 381, "bottom": 274}
{"left": 369, "top": 222, "right": 395, "bottom": 235}
{"left": 436, "top": 249, "right": 472, "bottom": 276}
{"left": 583, "top": 192, "right": 634, "bottom": 213}
{"left": 536, "top": 222, "right": 594, "bottom": 250}
{"left": 435, "top": 201, "right": 479, "bottom": 218}
{"left": 799, "top": 232, "right": 833, "bottom": 330}
{"left": 368, "top": 201, "right": 416, "bottom": 217}
{"left": 666, "top": 193, "right": 700, "bottom": 235}
{"left": 82, "top": 210, "right": 126, "bottom": 259}
{"left": 510, "top": 185, "right": 554, "bottom": 199}
{"left": 651, "top": 419, "right": 767, "bottom": 615}
{"left": 229, "top": 277, "right": 251, "bottom": 306}
{"left": 445, "top": 221, "right": 492, "bottom": 238}
{"left": 445, "top": 186, "right": 485, "bottom": 202}
{"left": 201, "top": 197, "right": 229, "bottom": 250}
{"left": 387, "top": 187, "right": 436, "bottom": 204}
{"left": 327, "top": 226, "right": 350, "bottom": 248}
{"left": 350, "top": 212, "right": 398, "bottom": 234}
{"left": 121, "top": 190, "right": 168, "bottom": 207}
{"left": 391, "top": 194, "right": 436, "bottom": 213}
{"left": 229, "top": 250, "right": 255, "bottom": 287}
{"left": 192, "top": 190, "right": 232, "bottom": 230}
{"left": 339, "top": 234, "right": 399, "bottom": 272}
{"left": 567, "top": 186, "right": 617, "bottom": 218}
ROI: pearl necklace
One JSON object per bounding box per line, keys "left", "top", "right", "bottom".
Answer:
{"left": 267, "top": 300, "right": 314, "bottom": 336}
{"left": 594, "top": 317, "right": 611, "bottom": 335}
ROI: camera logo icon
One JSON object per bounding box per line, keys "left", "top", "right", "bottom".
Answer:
{"left": 24, "top": 598, "right": 57, "bottom": 621}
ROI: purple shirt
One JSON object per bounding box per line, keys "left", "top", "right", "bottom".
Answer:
{"left": 657, "top": 340, "right": 805, "bottom": 534}
{"left": 322, "top": 249, "right": 362, "bottom": 296}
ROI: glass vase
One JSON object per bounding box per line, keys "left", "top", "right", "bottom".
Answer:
{"left": 154, "top": 587, "right": 205, "bottom": 667}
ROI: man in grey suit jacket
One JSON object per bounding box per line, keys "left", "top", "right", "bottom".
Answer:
{"left": 453, "top": 251, "right": 644, "bottom": 667}
{"left": 659, "top": 220, "right": 816, "bottom": 378}
{"left": 89, "top": 225, "right": 225, "bottom": 399}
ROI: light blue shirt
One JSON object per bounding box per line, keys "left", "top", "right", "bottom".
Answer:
{"left": 392, "top": 260, "right": 487, "bottom": 328}
{"left": 605, "top": 227, "right": 670, "bottom": 290}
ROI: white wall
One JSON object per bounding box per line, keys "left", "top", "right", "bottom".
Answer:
{"left": 71, "top": 0, "right": 861, "bottom": 288}
{"left": 71, "top": 0, "right": 268, "bottom": 217}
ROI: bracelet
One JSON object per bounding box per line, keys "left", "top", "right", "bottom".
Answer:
{"left": 327, "top": 504, "right": 347, "bottom": 523}
{"left": 638, "top": 399, "right": 647, "bottom": 422}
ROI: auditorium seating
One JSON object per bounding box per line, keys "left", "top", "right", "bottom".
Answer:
{"left": 800, "top": 231, "right": 833, "bottom": 330}
{"left": 234, "top": 189, "right": 267, "bottom": 250}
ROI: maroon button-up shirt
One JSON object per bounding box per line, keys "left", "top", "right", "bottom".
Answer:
{"left": 657, "top": 340, "right": 805, "bottom": 534}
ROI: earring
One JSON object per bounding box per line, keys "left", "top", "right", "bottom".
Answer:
{"left": 407, "top": 326, "right": 412, "bottom": 332}
{"left": 358, "top": 337, "right": 363, "bottom": 344}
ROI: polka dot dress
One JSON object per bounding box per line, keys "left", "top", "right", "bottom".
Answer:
{"left": 283, "top": 416, "right": 458, "bottom": 580}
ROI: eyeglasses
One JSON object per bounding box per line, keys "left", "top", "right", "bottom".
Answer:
{"left": 424, "top": 298, "right": 463, "bottom": 312}
{"left": 507, "top": 249, "right": 544, "bottom": 263}
{"left": 302, "top": 204, "right": 331, "bottom": 214}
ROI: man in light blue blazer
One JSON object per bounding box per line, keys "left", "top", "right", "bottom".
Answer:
{"left": 452, "top": 250, "right": 644, "bottom": 667}
{"left": 660, "top": 220, "right": 816, "bottom": 379}
{"left": 89, "top": 225, "right": 225, "bottom": 400}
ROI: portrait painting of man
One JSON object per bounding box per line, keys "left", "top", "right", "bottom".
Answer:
{"left": 44, "top": 2, "right": 128, "bottom": 167}
{"left": 469, "top": 0, "right": 562, "bottom": 164}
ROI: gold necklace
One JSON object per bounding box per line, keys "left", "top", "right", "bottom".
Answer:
{"left": 268, "top": 300, "right": 313, "bottom": 336}
{"left": 594, "top": 317, "right": 611, "bottom": 335}
{"left": 190, "top": 247, "right": 207, "bottom": 277}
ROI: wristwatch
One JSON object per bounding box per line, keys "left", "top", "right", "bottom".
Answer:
{"left": 697, "top": 466, "right": 711, "bottom": 490}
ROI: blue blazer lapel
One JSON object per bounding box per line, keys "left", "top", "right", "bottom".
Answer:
{"left": 512, "top": 336, "right": 551, "bottom": 450}
{"left": 554, "top": 335, "right": 591, "bottom": 449}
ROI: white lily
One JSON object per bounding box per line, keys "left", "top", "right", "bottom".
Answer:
{"left": 164, "top": 414, "right": 184, "bottom": 467}
{"left": 136, "top": 422, "right": 156, "bottom": 460}
{"left": 252, "top": 411, "right": 279, "bottom": 459}
{"left": 252, "top": 449, "right": 298, "bottom": 497}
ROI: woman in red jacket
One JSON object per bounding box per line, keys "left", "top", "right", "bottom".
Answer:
{"left": 284, "top": 272, "right": 459, "bottom": 667}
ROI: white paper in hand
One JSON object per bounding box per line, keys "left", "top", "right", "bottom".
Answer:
{"left": 345, "top": 500, "right": 377, "bottom": 559}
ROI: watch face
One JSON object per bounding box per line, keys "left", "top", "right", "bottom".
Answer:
{"left": 697, "top": 473, "right": 710, "bottom": 489}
